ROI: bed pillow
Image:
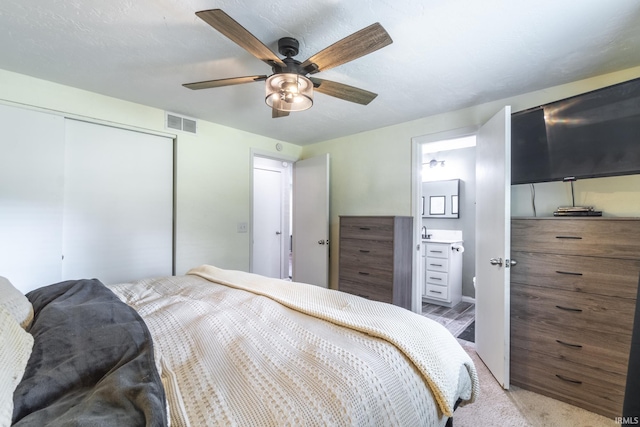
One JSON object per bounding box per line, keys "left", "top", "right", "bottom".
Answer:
{"left": 0, "top": 305, "right": 34, "bottom": 426}
{"left": 0, "top": 276, "right": 34, "bottom": 329}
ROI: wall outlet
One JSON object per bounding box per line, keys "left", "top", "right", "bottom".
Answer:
{"left": 237, "top": 222, "right": 248, "bottom": 233}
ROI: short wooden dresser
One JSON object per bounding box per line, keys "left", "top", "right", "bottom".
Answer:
{"left": 510, "top": 217, "right": 640, "bottom": 418}
{"left": 338, "top": 216, "right": 413, "bottom": 309}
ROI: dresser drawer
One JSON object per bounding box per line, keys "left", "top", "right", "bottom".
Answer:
{"left": 510, "top": 347, "right": 625, "bottom": 418}
{"left": 425, "top": 283, "right": 448, "bottom": 301}
{"left": 340, "top": 217, "right": 394, "bottom": 241}
{"left": 511, "top": 218, "right": 640, "bottom": 259}
{"left": 425, "top": 243, "right": 449, "bottom": 259}
{"left": 510, "top": 316, "right": 632, "bottom": 375}
{"left": 425, "top": 270, "right": 448, "bottom": 286}
{"left": 511, "top": 282, "right": 635, "bottom": 338}
{"left": 340, "top": 238, "right": 393, "bottom": 267}
{"left": 338, "top": 262, "right": 393, "bottom": 288}
{"left": 339, "top": 279, "right": 392, "bottom": 303}
{"left": 511, "top": 251, "right": 640, "bottom": 299}
{"left": 426, "top": 256, "right": 448, "bottom": 272}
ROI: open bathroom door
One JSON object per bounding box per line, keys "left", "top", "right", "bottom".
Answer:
{"left": 475, "top": 106, "right": 512, "bottom": 389}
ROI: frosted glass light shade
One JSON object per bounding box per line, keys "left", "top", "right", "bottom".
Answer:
{"left": 265, "top": 73, "right": 313, "bottom": 112}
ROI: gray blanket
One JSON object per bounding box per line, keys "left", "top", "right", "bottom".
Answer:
{"left": 12, "top": 279, "right": 167, "bottom": 427}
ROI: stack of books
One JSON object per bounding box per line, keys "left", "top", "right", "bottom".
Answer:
{"left": 553, "top": 206, "right": 602, "bottom": 216}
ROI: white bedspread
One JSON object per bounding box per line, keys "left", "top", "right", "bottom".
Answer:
{"left": 110, "top": 265, "right": 478, "bottom": 426}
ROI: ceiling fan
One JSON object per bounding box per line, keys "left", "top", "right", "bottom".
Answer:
{"left": 183, "top": 9, "right": 393, "bottom": 118}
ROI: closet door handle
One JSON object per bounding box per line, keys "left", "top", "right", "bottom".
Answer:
{"left": 556, "top": 339, "right": 583, "bottom": 348}
{"left": 555, "top": 374, "right": 582, "bottom": 385}
{"left": 555, "top": 305, "right": 583, "bottom": 313}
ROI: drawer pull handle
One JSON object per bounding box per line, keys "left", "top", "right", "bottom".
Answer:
{"left": 430, "top": 290, "right": 443, "bottom": 294}
{"left": 430, "top": 250, "right": 444, "bottom": 253}
{"left": 429, "top": 263, "right": 443, "bottom": 267}
{"left": 359, "top": 227, "right": 371, "bottom": 230}
{"left": 555, "top": 374, "right": 582, "bottom": 385}
{"left": 556, "top": 270, "right": 583, "bottom": 276}
{"left": 555, "top": 236, "right": 583, "bottom": 240}
{"left": 555, "top": 305, "right": 583, "bottom": 313}
{"left": 556, "top": 339, "right": 583, "bottom": 348}
{"left": 429, "top": 277, "right": 442, "bottom": 281}
{"left": 358, "top": 271, "right": 370, "bottom": 276}
{"left": 359, "top": 250, "right": 370, "bottom": 253}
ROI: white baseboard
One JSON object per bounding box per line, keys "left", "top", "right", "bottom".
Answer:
{"left": 462, "top": 295, "right": 476, "bottom": 304}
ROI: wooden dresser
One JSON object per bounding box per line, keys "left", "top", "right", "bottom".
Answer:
{"left": 510, "top": 217, "right": 640, "bottom": 418}
{"left": 338, "top": 216, "right": 413, "bottom": 309}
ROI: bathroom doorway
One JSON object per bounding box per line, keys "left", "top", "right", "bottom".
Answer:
{"left": 412, "top": 128, "right": 477, "bottom": 339}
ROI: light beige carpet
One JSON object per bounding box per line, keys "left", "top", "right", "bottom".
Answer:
{"left": 453, "top": 340, "right": 618, "bottom": 427}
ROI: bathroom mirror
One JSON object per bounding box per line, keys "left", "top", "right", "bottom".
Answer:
{"left": 422, "top": 179, "right": 460, "bottom": 218}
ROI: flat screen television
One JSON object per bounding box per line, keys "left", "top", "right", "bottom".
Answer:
{"left": 511, "top": 77, "right": 640, "bottom": 185}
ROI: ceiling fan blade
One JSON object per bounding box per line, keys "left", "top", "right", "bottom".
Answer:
{"left": 272, "top": 108, "right": 290, "bottom": 118}
{"left": 309, "top": 78, "right": 378, "bottom": 105}
{"left": 183, "top": 75, "right": 268, "bottom": 90}
{"left": 301, "top": 23, "right": 392, "bottom": 74}
{"left": 196, "top": 9, "right": 286, "bottom": 68}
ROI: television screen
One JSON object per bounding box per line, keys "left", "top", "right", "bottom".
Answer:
{"left": 511, "top": 77, "right": 640, "bottom": 185}
{"left": 511, "top": 107, "right": 551, "bottom": 185}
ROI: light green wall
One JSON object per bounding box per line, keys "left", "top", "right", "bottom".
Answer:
{"left": 0, "top": 69, "right": 302, "bottom": 275}
{"left": 512, "top": 175, "right": 640, "bottom": 217}
{"left": 4, "top": 64, "right": 640, "bottom": 288}
{"left": 302, "top": 65, "right": 640, "bottom": 289}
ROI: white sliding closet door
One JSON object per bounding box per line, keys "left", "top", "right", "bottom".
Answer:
{"left": 0, "top": 104, "right": 65, "bottom": 293}
{"left": 62, "top": 120, "right": 173, "bottom": 284}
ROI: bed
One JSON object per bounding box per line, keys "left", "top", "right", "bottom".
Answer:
{"left": 3, "top": 264, "right": 479, "bottom": 426}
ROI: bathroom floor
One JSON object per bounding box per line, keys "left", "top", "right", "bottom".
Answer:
{"left": 421, "top": 301, "right": 475, "bottom": 340}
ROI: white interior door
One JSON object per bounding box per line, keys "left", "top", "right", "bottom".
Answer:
{"left": 252, "top": 166, "right": 284, "bottom": 278}
{"left": 292, "top": 154, "right": 330, "bottom": 287}
{"left": 475, "top": 106, "right": 512, "bottom": 389}
{"left": 62, "top": 120, "right": 173, "bottom": 284}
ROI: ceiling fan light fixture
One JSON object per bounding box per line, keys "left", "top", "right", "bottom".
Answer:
{"left": 265, "top": 73, "right": 313, "bottom": 112}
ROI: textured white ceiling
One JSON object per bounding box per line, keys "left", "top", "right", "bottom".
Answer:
{"left": 1, "top": 0, "right": 640, "bottom": 145}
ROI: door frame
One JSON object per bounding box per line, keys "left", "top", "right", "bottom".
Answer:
{"left": 250, "top": 148, "right": 298, "bottom": 277}
{"left": 410, "top": 125, "right": 479, "bottom": 313}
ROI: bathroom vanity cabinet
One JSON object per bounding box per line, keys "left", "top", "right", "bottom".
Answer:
{"left": 422, "top": 240, "right": 463, "bottom": 307}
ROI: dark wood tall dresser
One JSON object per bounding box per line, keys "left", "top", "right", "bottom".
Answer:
{"left": 338, "top": 216, "right": 413, "bottom": 309}
{"left": 510, "top": 217, "right": 640, "bottom": 418}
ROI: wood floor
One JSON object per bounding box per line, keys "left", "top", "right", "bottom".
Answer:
{"left": 421, "top": 301, "right": 475, "bottom": 340}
